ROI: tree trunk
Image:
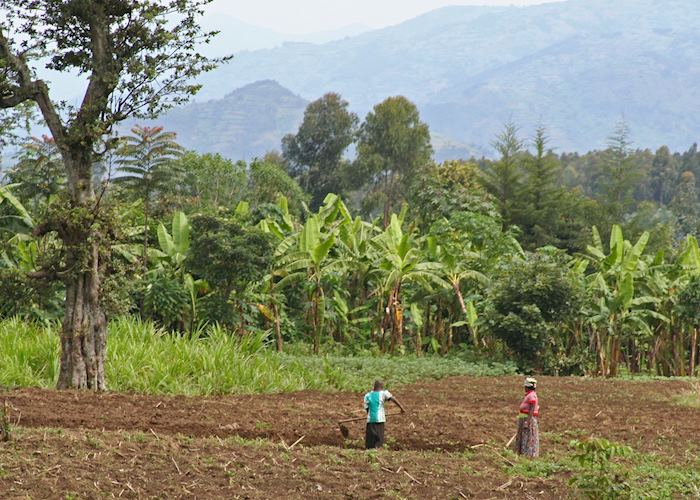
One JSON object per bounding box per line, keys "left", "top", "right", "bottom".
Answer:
{"left": 56, "top": 153, "right": 107, "bottom": 390}
{"left": 679, "top": 329, "right": 686, "bottom": 377}
{"left": 453, "top": 281, "right": 467, "bottom": 315}
{"left": 595, "top": 330, "right": 607, "bottom": 377}
{"left": 58, "top": 240, "right": 107, "bottom": 389}
{"left": 691, "top": 327, "right": 698, "bottom": 377}
{"left": 311, "top": 284, "right": 320, "bottom": 355}
{"left": 609, "top": 337, "right": 621, "bottom": 377}
{"left": 414, "top": 310, "right": 422, "bottom": 357}
{"left": 142, "top": 199, "right": 149, "bottom": 273}
{"left": 273, "top": 303, "right": 283, "bottom": 352}
{"left": 391, "top": 283, "right": 403, "bottom": 353}
{"left": 672, "top": 330, "right": 680, "bottom": 377}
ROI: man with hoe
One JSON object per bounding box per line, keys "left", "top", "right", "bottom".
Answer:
{"left": 364, "top": 380, "right": 406, "bottom": 449}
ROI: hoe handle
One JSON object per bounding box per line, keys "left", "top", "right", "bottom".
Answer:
{"left": 338, "top": 411, "right": 405, "bottom": 424}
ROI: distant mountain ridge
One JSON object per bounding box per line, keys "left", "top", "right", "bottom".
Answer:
{"left": 191, "top": 0, "right": 700, "bottom": 155}
{"left": 199, "top": 14, "right": 369, "bottom": 55}
{"left": 143, "top": 80, "right": 307, "bottom": 161}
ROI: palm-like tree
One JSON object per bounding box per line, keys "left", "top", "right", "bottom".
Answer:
{"left": 116, "top": 125, "right": 183, "bottom": 269}
{"left": 274, "top": 213, "right": 342, "bottom": 353}
{"left": 425, "top": 236, "right": 487, "bottom": 348}
{"left": 371, "top": 214, "right": 448, "bottom": 353}
{"left": 584, "top": 225, "right": 667, "bottom": 376}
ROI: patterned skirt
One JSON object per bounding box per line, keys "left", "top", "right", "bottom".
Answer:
{"left": 514, "top": 417, "right": 539, "bottom": 458}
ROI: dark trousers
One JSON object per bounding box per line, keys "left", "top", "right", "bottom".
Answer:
{"left": 365, "top": 422, "right": 385, "bottom": 449}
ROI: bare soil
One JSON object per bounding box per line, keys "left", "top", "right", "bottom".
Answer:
{"left": 0, "top": 376, "right": 697, "bottom": 498}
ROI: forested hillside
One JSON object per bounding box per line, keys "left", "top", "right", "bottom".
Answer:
{"left": 133, "top": 80, "right": 308, "bottom": 161}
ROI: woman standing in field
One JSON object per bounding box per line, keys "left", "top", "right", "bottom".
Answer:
{"left": 514, "top": 377, "right": 540, "bottom": 458}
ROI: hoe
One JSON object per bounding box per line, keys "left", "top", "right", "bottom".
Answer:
{"left": 337, "top": 411, "right": 405, "bottom": 439}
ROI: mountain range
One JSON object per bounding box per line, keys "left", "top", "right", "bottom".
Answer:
{"left": 168, "top": 0, "right": 699, "bottom": 159}
{"left": 131, "top": 0, "right": 700, "bottom": 162}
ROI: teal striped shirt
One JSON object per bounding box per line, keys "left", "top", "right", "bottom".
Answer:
{"left": 364, "top": 390, "right": 393, "bottom": 423}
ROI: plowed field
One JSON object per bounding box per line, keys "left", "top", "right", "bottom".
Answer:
{"left": 0, "top": 376, "right": 698, "bottom": 498}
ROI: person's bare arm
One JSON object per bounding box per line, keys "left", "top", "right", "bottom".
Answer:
{"left": 391, "top": 396, "right": 406, "bottom": 413}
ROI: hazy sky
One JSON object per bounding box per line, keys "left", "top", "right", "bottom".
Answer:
{"left": 207, "top": 0, "right": 558, "bottom": 34}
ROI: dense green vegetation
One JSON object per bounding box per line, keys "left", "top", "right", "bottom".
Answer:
{"left": 3, "top": 1, "right": 700, "bottom": 389}
{"left": 509, "top": 437, "right": 700, "bottom": 499}
{"left": 0, "top": 317, "right": 514, "bottom": 394}
{"left": 4, "top": 107, "right": 700, "bottom": 380}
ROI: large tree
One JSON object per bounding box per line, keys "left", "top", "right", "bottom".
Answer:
{"left": 355, "top": 96, "right": 432, "bottom": 226}
{"left": 670, "top": 171, "right": 700, "bottom": 238}
{"left": 649, "top": 145, "right": 678, "bottom": 206}
{"left": 479, "top": 122, "right": 526, "bottom": 229}
{"left": 282, "top": 92, "right": 357, "bottom": 210}
{"left": 597, "top": 120, "right": 643, "bottom": 224}
{"left": 0, "top": 0, "right": 223, "bottom": 390}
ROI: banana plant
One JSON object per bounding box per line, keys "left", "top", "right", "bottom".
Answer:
{"left": 154, "top": 211, "right": 190, "bottom": 275}
{"left": 337, "top": 214, "right": 381, "bottom": 315}
{"left": 584, "top": 225, "right": 668, "bottom": 376}
{"left": 258, "top": 196, "right": 297, "bottom": 240}
{"left": 370, "top": 214, "right": 449, "bottom": 353}
{"left": 148, "top": 211, "right": 207, "bottom": 331}
{"left": 646, "top": 235, "right": 700, "bottom": 376}
{"left": 274, "top": 212, "right": 344, "bottom": 353}
{"left": 0, "top": 183, "right": 34, "bottom": 235}
{"left": 425, "top": 235, "right": 487, "bottom": 348}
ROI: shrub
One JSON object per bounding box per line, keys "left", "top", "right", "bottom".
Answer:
{"left": 569, "top": 438, "right": 632, "bottom": 499}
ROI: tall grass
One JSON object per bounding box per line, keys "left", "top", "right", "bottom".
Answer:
{"left": 0, "top": 317, "right": 515, "bottom": 395}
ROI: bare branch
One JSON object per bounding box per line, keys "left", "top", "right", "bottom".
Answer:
{"left": 0, "top": 87, "right": 32, "bottom": 107}
{"left": 0, "top": 27, "right": 67, "bottom": 145}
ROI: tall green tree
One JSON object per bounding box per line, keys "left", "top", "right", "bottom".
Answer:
{"left": 174, "top": 152, "right": 247, "bottom": 212}
{"left": 670, "top": 171, "right": 700, "bottom": 238}
{"left": 0, "top": 0, "right": 222, "bottom": 389}
{"left": 408, "top": 160, "right": 496, "bottom": 228}
{"left": 597, "top": 121, "right": 643, "bottom": 225}
{"left": 485, "top": 251, "right": 582, "bottom": 373}
{"left": 116, "top": 125, "right": 184, "bottom": 269}
{"left": 355, "top": 96, "right": 432, "bottom": 226}
{"left": 519, "top": 126, "right": 565, "bottom": 248}
{"left": 525, "top": 127, "right": 561, "bottom": 212}
{"left": 479, "top": 122, "right": 526, "bottom": 229}
{"left": 188, "top": 214, "right": 274, "bottom": 329}
{"left": 649, "top": 146, "right": 678, "bottom": 206}
{"left": 282, "top": 93, "right": 358, "bottom": 210}
{"left": 248, "top": 158, "right": 308, "bottom": 216}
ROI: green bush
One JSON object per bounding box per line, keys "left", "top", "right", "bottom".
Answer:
{"left": 484, "top": 251, "right": 585, "bottom": 374}
{"left": 569, "top": 438, "right": 633, "bottom": 499}
{"left": 140, "top": 274, "right": 189, "bottom": 330}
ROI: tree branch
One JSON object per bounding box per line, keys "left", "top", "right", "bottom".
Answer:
{"left": 0, "top": 87, "right": 32, "bottom": 107}
{"left": 74, "top": 5, "right": 119, "bottom": 135}
{"left": 0, "top": 28, "right": 67, "bottom": 145}
{"left": 32, "top": 220, "right": 60, "bottom": 238}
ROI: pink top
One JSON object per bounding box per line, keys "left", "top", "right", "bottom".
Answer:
{"left": 519, "top": 390, "right": 539, "bottom": 417}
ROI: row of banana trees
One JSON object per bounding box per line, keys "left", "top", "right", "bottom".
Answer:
{"left": 260, "top": 194, "right": 491, "bottom": 355}
{"left": 261, "top": 194, "right": 700, "bottom": 376}
{"left": 580, "top": 226, "right": 700, "bottom": 377}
